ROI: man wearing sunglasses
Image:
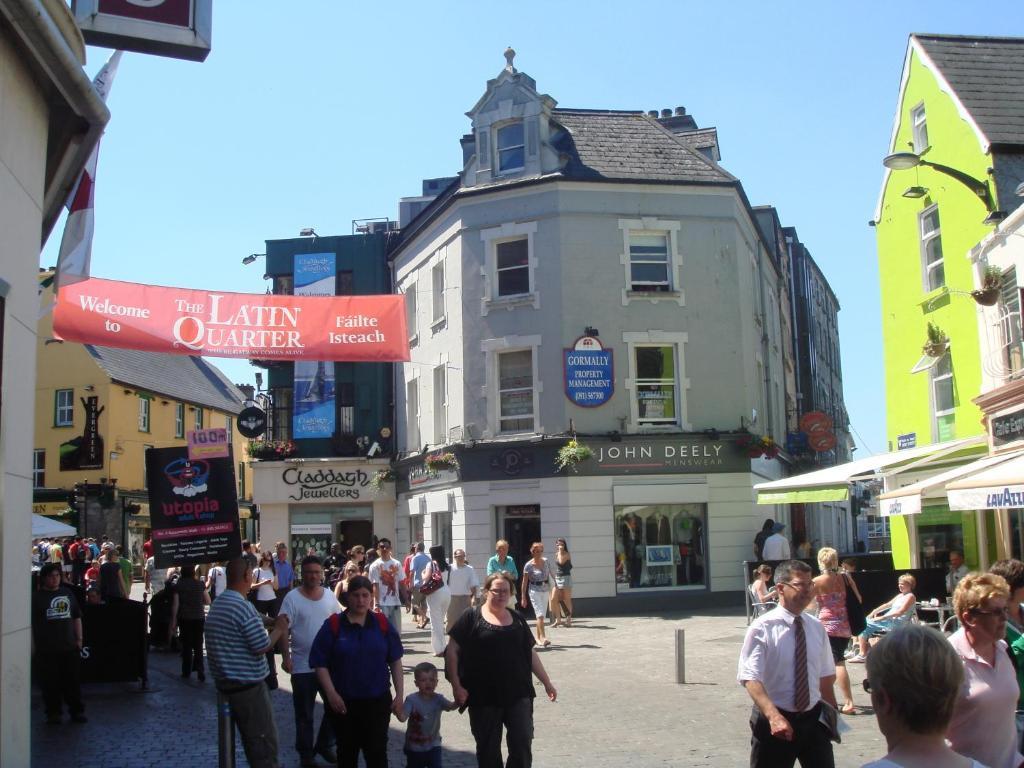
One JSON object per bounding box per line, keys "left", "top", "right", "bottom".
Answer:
{"left": 738, "top": 560, "right": 837, "bottom": 767}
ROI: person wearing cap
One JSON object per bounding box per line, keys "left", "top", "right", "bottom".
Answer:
{"left": 762, "top": 522, "right": 791, "bottom": 561}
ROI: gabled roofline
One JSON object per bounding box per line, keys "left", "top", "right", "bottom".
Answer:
{"left": 874, "top": 33, "right": 992, "bottom": 222}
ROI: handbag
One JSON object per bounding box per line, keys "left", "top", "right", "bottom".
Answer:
{"left": 419, "top": 563, "right": 444, "bottom": 595}
{"left": 844, "top": 573, "right": 867, "bottom": 636}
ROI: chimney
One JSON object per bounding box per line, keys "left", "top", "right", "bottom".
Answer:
{"left": 675, "top": 106, "right": 686, "bottom": 116}
{"left": 661, "top": 108, "right": 672, "bottom": 118}
{"left": 237, "top": 384, "right": 255, "bottom": 401}
{"left": 647, "top": 110, "right": 659, "bottom": 118}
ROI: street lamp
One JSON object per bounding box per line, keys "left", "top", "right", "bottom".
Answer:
{"left": 242, "top": 253, "right": 262, "bottom": 265}
{"left": 881, "top": 151, "right": 1006, "bottom": 225}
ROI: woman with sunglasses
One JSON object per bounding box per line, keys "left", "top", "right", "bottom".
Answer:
{"left": 946, "top": 572, "right": 1023, "bottom": 768}
{"left": 862, "top": 623, "right": 985, "bottom": 768}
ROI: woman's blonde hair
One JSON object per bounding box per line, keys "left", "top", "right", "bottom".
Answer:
{"left": 817, "top": 547, "right": 838, "bottom": 572}
{"left": 953, "top": 571, "right": 1009, "bottom": 616}
{"left": 865, "top": 624, "right": 963, "bottom": 734}
{"left": 897, "top": 573, "right": 916, "bottom": 590}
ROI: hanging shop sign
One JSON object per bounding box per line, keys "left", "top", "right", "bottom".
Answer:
{"left": 145, "top": 446, "right": 241, "bottom": 568}
{"left": 280, "top": 465, "right": 370, "bottom": 502}
{"left": 54, "top": 277, "right": 409, "bottom": 362}
{"left": 992, "top": 408, "right": 1024, "bottom": 448}
{"left": 237, "top": 406, "right": 268, "bottom": 439}
{"left": 59, "top": 395, "right": 105, "bottom": 470}
{"left": 72, "top": 0, "right": 213, "bottom": 62}
{"left": 897, "top": 432, "right": 917, "bottom": 450}
{"left": 563, "top": 336, "right": 613, "bottom": 407}
{"left": 293, "top": 253, "right": 337, "bottom": 438}
{"left": 879, "top": 495, "right": 921, "bottom": 517}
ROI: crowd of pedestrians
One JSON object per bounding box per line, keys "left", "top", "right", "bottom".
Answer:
{"left": 739, "top": 553, "right": 1024, "bottom": 768}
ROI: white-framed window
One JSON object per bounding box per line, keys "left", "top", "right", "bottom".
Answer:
{"left": 194, "top": 407, "right": 204, "bottom": 431}
{"left": 33, "top": 449, "right": 44, "bottom": 488}
{"left": 226, "top": 414, "right": 233, "bottom": 444}
{"left": 431, "top": 261, "right": 445, "bottom": 323}
{"left": 497, "top": 349, "right": 535, "bottom": 433}
{"left": 931, "top": 352, "right": 955, "bottom": 442}
{"left": 997, "top": 267, "right": 1023, "bottom": 377}
{"left": 634, "top": 346, "right": 679, "bottom": 426}
{"left": 495, "top": 121, "right": 525, "bottom": 173}
{"left": 405, "top": 282, "right": 418, "bottom": 342}
{"left": 920, "top": 206, "right": 944, "bottom": 292}
{"left": 138, "top": 396, "right": 150, "bottom": 432}
{"left": 433, "top": 364, "right": 447, "bottom": 444}
{"left": 175, "top": 402, "right": 185, "bottom": 438}
{"left": 495, "top": 238, "right": 530, "bottom": 297}
{"left": 629, "top": 232, "right": 671, "bottom": 291}
{"left": 55, "top": 388, "right": 74, "bottom": 426}
{"left": 406, "top": 378, "right": 420, "bottom": 450}
{"left": 480, "top": 221, "right": 539, "bottom": 312}
{"left": 911, "top": 103, "right": 929, "bottom": 153}
{"left": 619, "top": 218, "right": 683, "bottom": 305}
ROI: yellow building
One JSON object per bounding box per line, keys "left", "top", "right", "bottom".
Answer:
{"left": 35, "top": 278, "right": 254, "bottom": 561}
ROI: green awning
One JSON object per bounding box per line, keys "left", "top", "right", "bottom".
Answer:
{"left": 757, "top": 486, "right": 850, "bottom": 504}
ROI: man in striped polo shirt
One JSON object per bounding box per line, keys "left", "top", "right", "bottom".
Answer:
{"left": 205, "top": 558, "right": 281, "bottom": 768}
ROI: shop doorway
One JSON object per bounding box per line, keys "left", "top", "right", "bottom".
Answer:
{"left": 338, "top": 520, "right": 374, "bottom": 555}
{"left": 500, "top": 505, "right": 541, "bottom": 581}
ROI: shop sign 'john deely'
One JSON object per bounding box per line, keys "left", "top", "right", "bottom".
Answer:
{"left": 53, "top": 277, "right": 410, "bottom": 362}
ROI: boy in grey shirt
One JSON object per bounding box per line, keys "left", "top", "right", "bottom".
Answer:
{"left": 397, "top": 661, "right": 456, "bottom": 767}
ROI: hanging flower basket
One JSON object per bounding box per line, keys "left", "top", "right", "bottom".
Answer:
{"left": 922, "top": 322, "right": 949, "bottom": 357}
{"left": 554, "top": 439, "right": 594, "bottom": 473}
{"left": 972, "top": 265, "right": 1003, "bottom": 307}
{"left": 736, "top": 434, "right": 779, "bottom": 459}
{"left": 971, "top": 287, "right": 1000, "bottom": 306}
{"left": 248, "top": 439, "right": 297, "bottom": 460}
{"left": 370, "top": 468, "right": 396, "bottom": 490}
{"left": 424, "top": 452, "right": 459, "bottom": 472}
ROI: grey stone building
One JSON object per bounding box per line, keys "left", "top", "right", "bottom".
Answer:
{"left": 389, "top": 53, "right": 792, "bottom": 609}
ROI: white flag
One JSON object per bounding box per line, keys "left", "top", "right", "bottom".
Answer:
{"left": 54, "top": 50, "right": 123, "bottom": 291}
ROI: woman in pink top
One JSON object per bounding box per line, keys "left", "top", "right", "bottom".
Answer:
{"left": 813, "top": 546, "right": 861, "bottom": 714}
{"left": 947, "top": 572, "right": 1024, "bottom": 768}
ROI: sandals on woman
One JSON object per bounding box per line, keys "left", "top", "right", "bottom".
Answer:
{"left": 840, "top": 703, "right": 857, "bottom": 715}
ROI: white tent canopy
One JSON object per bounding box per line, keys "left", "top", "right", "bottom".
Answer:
{"left": 877, "top": 449, "right": 1024, "bottom": 516}
{"left": 754, "top": 436, "right": 985, "bottom": 505}
{"left": 31, "top": 514, "right": 76, "bottom": 538}
{"left": 947, "top": 453, "right": 1024, "bottom": 510}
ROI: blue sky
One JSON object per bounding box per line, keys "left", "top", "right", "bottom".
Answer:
{"left": 43, "top": 1, "right": 1024, "bottom": 457}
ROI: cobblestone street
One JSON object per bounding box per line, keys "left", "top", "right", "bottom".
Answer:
{"left": 32, "top": 599, "right": 888, "bottom": 767}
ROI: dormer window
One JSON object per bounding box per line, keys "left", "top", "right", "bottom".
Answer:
{"left": 496, "top": 122, "right": 525, "bottom": 173}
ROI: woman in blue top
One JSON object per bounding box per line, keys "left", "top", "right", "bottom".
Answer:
{"left": 310, "top": 575, "right": 404, "bottom": 768}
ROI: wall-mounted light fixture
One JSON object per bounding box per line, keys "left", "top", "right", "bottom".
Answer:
{"left": 242, "top": 253, "right": 263, "bottom": 265}
{"left": 902, "top": 186, "right": 928, "bottom": 199}
{"left": 584, "top": 326, "right": 599, "bottom": 337}
{"left": 299, "top": 228, "right": 320, "bottom": 238}
{"left": 882, "top": 151, "right": 1005, "bottom": 225}
{"left": 84, "top": 384, "right": 95, "bottom": 392}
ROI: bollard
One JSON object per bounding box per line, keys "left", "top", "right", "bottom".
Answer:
{"left": 217, "top": 692, "right": 236, "bottom": 768}
{"left": 675, "top": 628, "right": 685, "bottom": 684}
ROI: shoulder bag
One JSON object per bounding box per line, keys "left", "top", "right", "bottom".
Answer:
{"left": 420, "top": 563, "right": 444, "bottom": 595}
{"left": 844, "top": 572, "right": 867, "bottom": 636}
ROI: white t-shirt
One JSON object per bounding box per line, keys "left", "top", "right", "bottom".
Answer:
{"left": 762, "top": 533, "right": 791, "bottom": 561}
{"left": 208, "top": 565, "right": 226, "bottom": 599}
{"left": 253, "top": 566, "right": 277, "bottom": 601}
{"left": 279, "top": 587, "right": 342, "bottom": 674}
{"left": 447, "top": 563, "right": 479, "bottom": 596}
{"left": 146, "top": 557, "right": 166, "bottom": 593}
{"left": 368, "top": 557, "right": 404, "bottom": 606}
{"left": 861, "top": 760, "right": 986, "bottom": 768}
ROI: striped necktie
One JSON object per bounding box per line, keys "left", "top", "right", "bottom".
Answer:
{"left": 793, "top": 614, "right": 810, "bottom": 711}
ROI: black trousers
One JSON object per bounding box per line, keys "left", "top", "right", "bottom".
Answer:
{"left": 468, "top": 698, "right": 534, "bottom": 768}
{"left": 749, "top": 704, "right": 834, "bottom": 768}
{"left": 329, "top": 694, "right": 392, "bottom": 768}
{"left": 178, "top": 617, "right": 205, "bottom": 676}
{"left": 36, "top": 648, "right": 84, "bottom": 718}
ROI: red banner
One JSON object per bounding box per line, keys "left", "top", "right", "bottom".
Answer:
{"left": 54, "top": 277, "right": 410, "bottom": 362}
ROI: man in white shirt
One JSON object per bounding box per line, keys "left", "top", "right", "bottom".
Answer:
{"left": 945, "top": 550, "right": 969, "bottom": 595}
{"left": 738, "top": 560, "right": 837, "bottom": 767}
{"left": 445, "top": 549, "right": 480, "bottom": 632}
{"left": 144, "top": 555, "right": 167, "bottom": 595}
{"left": 761, "top": 522, "right": 791, "bottom": 561}
{"left": 367, "top": 538, "right": 404, "bottom": 633}
{"left": 276, "top": 555, "right": 342, "bottom": 768}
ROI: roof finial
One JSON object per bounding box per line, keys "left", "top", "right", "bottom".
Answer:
{"left": 504, "top": 46, "right": 516, "bottom": 73}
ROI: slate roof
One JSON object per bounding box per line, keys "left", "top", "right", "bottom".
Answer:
{"left": 85, "top": 346, "right": 246, "bottom": 414}
{"left": 914, "top": 34, "right": 1024, "bottom": 147}
{"left": 550, "top": 109, "right": 735, "bottom": 183}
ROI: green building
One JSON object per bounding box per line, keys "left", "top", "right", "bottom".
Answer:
{"left": 874, "top": 34, "right": 1024, "bottom": 568}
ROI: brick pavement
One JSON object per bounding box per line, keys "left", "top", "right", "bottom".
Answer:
{"left": 31, "top": 597, "right": 889, "bottom": 767}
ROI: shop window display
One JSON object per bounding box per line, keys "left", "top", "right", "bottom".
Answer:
{"left": 614, "top": 504, "right": 706, "bottom": 591}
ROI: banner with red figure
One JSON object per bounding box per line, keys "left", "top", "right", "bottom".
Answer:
{"left": 54, "top": 277, "right": 410, "bottom": 362}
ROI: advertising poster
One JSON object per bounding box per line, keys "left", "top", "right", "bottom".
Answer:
{"left": 563, "top": 335, "right": 613, "bottom": 407}
{"left": 145, "top": 446, "right": 242, "bottom": 568}
{"left": 59, "top": 395, "right": 105, "bottom": 470}
{"left": 53, "top": 277, "right": 409, "bottom": 362}
{"left": 293, "top": 253, "right": 337, "bottom": 438}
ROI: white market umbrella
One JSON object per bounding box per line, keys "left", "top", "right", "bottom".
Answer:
{"left": 32, "top": 513, "right": 76, "bottom": 538}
